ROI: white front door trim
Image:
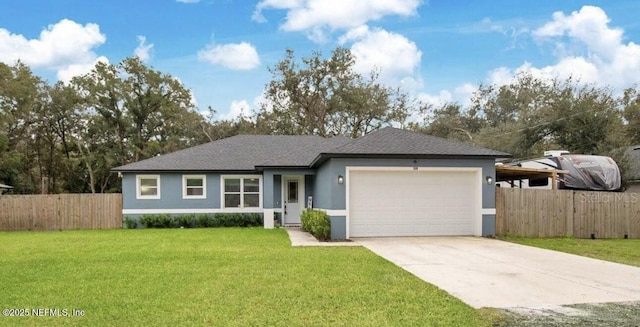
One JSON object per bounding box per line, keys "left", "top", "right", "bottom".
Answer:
{"left": 282, "top": 175, "right": 305, "bottom": 225}
{"left": 345, "top": 166, "right": 483, "bottom": 239}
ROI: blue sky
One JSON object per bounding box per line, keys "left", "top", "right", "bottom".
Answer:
{"left": 1, "top": 1, "right": 639, "bottom": 120}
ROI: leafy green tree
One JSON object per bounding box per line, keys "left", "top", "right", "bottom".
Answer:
{"left": 257, "top": 48, "right": 412, "bottom": 137}
{"left": 70, "top": 57, "right": 207, "bottom": 192}
{"left": 622, "top": 87, "right": 640, "bottom": 145}
{"left": 0, "top": 61, "right": 47, "bottom": 193}
{"left": 413, "top": 102, "right": 484, "bottom": 143}
{"left": 464, "top": 74, "right": 625, "bottom": 158}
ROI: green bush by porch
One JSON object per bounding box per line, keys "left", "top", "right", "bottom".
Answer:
{"left": 301, "top": 209, "right": 331, "bottom": 240}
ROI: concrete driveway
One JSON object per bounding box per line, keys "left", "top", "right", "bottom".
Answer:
{"left": 355, "top": 237, "right": 640, "bottom": 309}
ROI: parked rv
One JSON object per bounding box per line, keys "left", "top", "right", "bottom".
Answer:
{"left": 497, "top": 151, "right": 621, "bottom": 191}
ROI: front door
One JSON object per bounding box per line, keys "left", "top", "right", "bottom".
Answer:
{"left": 284, "top": 177, "right": 303, "bottom": 225}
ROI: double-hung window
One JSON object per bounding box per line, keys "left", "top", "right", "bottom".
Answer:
{"left": 137, "top": 175, "right": 160, "bottom": 199}
{"left": 183, "top": 175, "right": 206, "bottom": 199}
{"left": 222, "top": 176, "right": 261, "bottom": 208}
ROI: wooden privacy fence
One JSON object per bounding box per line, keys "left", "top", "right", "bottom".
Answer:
{"left": 0, "top": 194, "right": 122, "bottom": 231}
{"left": 496, "top": 188, "right": 640, "bottom": 238}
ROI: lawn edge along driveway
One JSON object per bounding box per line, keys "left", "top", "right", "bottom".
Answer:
{"left": 355, "top": 236, "right": 640, "bottom": 309}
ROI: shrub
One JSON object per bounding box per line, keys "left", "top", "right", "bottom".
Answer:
{"left": 214, "top": 213, "right": 263, "bottom": 227}
{"left": 301, "top": 209, "right": 331, "bottom": 240}
{"left": 136, "top": 213, "right": 263, "bottom": 228}
{"left": 176, "top": 214, "right": 197, "bottom": 228}
{"left": 248, "top": 213, "right": 263, "bottom": 226}
{"left": 139, "top": 214, "right": 156, "bottom": 228}
{"left": 123, "top": 216, "right": 137, "bottom": 229}
{"left": 139, "top": 214, "right": 176, "bottom": 228}
{"left": 197, "top": 214, "right": 215, "bottom": 227}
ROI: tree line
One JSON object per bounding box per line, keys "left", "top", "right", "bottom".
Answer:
{"left": 2, "top": 48, "right": 640, "bottom": 194}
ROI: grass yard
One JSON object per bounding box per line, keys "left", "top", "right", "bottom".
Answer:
{"left": 501, "top": 237, "right": 640, "bottom": 267}
{"left": 0, "top": 228, "right": 499, "bottom": 326}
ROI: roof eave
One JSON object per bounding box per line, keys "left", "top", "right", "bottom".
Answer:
{"left": 111, "top": 168, "right": 261, "bottom": 174}
{"left": 310, "top": 152, "right": 512, "bottom": 167}
{"left": 254, "top": 165, "right": 314, "bottom": 170}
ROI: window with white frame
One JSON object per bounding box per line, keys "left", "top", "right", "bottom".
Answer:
{"left": 222, "top": 176, "right": 261, "bottom": 208}
{"left": 183, "top": 175, "right": 206, "bottom": 199}
{"left": 137, "top": 175, "right": 160, "bottom": 199}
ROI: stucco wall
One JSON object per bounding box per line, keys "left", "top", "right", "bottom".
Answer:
{"left": 122, "top": 173, "right": 221, "bottom": 210}
{"left": 313, "top": 157, "right": 498, "bottom": 237}
{"left": 315, "top": 157, "right": 496, "bottom": 209}
{"left": 123, "top": 169, "right": 316, "bottom": 214}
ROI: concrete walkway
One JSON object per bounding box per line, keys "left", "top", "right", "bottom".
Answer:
{"left": 355, "top": 237, "right": 640, "bottom": 309}
{"left": 285, "top": 227, "right": 359, "bottom": 247}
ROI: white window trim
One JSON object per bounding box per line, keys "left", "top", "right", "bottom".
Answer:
{"left": 136, "top": 175, "right": 161, "bottom": 200}
{"left": 220, "top": 175, "right": 263, "bottom": 209}
{"left": 182, "top": 175, "right": 207, "bottom": 199}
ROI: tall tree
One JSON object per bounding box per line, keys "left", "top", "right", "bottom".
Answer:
{"left": 622, "top": 87, "right": 640, "bottom": 145}
{"left": 71, "top": 57, "right": 206, "bottom": 193}
{"left": 257, "top": 48, "right": 412, "bottom": 137}
{"left": 413, "top": 102, "right": 484, "bottom": 143}
{"left": 0, "top": 62, "right": 48, "bottom": 193}
{"left": 465, "top": 74, "right": 624, "bottom": 158}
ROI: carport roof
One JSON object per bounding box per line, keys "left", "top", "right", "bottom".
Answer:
{"left": 496, "top": 165, "right": 569, "bottom": 189}
{"left": 112, "top": 127, "right": 511, "bottom": 172}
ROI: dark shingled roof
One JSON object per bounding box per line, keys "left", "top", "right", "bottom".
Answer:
{"left": 113, "top": 134, "right": 351, "bottom": 172}
{"left": 322, "top": 127, "right": 510, "bottom": 156}
{"left": 113, "top": 127, "right": 510, "bottom": 172}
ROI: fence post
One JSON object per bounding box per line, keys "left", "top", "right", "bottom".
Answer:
{"left": 567, "top": 191, "right": 575, "bottom": 237}
{"left": 495, "top": 187, "right": 502, "bottom": 236}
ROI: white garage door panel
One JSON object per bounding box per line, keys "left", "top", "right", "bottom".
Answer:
{"left": 349, "top": 170, "right": 477, "bottom": 237}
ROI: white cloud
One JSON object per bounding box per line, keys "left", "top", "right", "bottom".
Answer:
{"left": 520, "top": 5, "right": 640, "bottom": 89}
{"left": 0, "top": 19, "right": 106, "bottom": 81}
{"left": 467, "top": 5, "right": 639, "bottom": 96}
{"left": 220, "top": 100, "right": 252, "bottom": 121}
{"left": 57, "top": 56, "right": 109, "bottom": 83}
{"left": 197, "top": 41, "right": 260, "bottom": 70}
{"left": 253, "top": 0, "right": 422, "bottom": 42}
{"left": 177, "top": 0, "right": 200, "bottom": 3}
{"left": 533, "top": 6, "right": 623, "bottom": 60}
{"left": 453, "top": 83, "right": 477, "bottom": 106}
{"left": 339, "top": 26, "right": 422, "bottom": 82}
{"left": 487, "top": 66, "right": 516, "bottom": 86}
{"left": 417, "top": 90, "right": 453, "bottom": 108}
{"left": 133, "top": 35, "right": 153, "bottom": 62}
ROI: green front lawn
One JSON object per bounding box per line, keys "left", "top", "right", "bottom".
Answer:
{"left": 501, "top": 237, "right": 640, "bottom": 267}
{"left": 0, "top": 229, "right": 498, "bottom": 326}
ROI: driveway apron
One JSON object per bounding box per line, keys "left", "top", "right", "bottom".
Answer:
{"left": 355, "top": 237, "right": 640, "bottom": 309}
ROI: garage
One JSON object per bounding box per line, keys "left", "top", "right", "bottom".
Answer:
{"left": 348, "top": 168, "right": 481, "bottom": 237}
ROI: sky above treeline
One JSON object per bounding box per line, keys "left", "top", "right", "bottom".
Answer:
{"left": 1, "top": 1, "right": 639, "bottom": 120}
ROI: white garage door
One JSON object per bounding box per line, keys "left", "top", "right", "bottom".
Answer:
{"left": 349, "top": 169, "right": 478, "bottom": 237}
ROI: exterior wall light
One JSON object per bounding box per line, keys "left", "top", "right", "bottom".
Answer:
{"left": 338, "top": 175, "right": 344, "bottom": 184}
{"left": 486, "top": 176, "right": 493, "bottom": 185}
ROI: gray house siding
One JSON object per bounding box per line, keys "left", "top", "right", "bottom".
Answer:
{"left": 123, "top": 170, "right": 316, "bottom": 222}
{"left": 314, "top": 157, "right": 498, "bottom": 238}
{"left": 312, "top": 161, "right": 334, "bottom": 210}
{"left": 329, "top": 216, "right": 347, "bottom": 239}
{"left": 122, "top": 173, "right": 221, "bottom": 211}
{"left": 305, "top": 175, "right": 314, "bottom": 208}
